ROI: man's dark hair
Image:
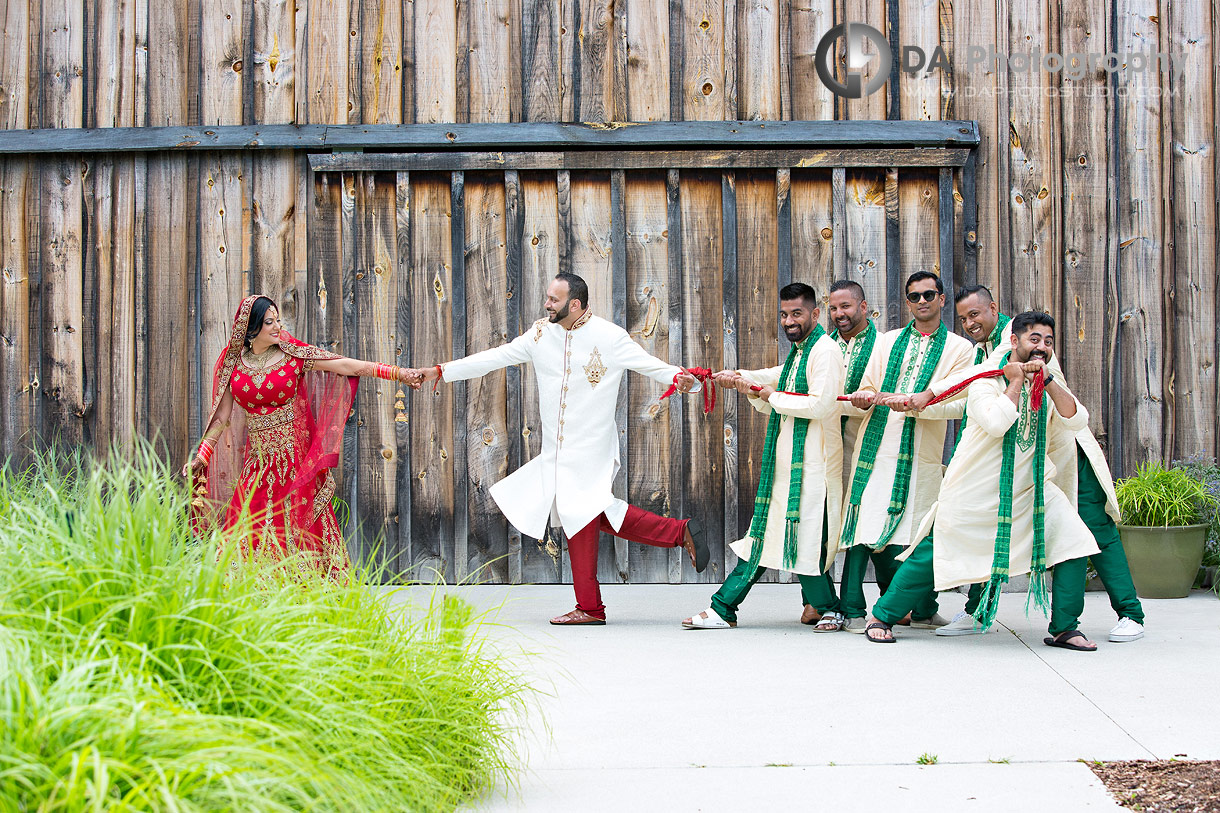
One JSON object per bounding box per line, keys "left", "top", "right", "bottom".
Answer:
{"left": 905, "top": 270, "right": 944, "bottom": 295}
{"left": 554, "top": 272, "right": 590, "bottom": 310}
{"left": 953, "top": 284, "right": 993, "bottom": 306}
{"left": 1011, "top": 310, "right": 1055, "bottom": 337}
{"left": 829, "top": 279, "right": 866, "bottom": 302}
{"left": 779, "top": 282, "right": 819, "bottom": 309}
{"left": 244, "top": 296, "right": 276, "bottom": 348}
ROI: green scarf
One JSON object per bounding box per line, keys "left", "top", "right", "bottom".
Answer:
{"left": 833, "top": 320, "right": 877, "bottom": 434}
{"left": 971, "top": 351, "right": 1049, "bottom": 630}
{"left": 954, "top": 313, "right": 1011, "bottom": 447}
{"left": 841, "top": 321, "right": 948, "bottom": 550}
{"left": 745, "top": 324, "right": 826, "bottom": 573}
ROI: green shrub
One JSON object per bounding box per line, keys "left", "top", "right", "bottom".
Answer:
{"left": 0, "top": 446, "right": 530, "bottom": 811}
{"left": 1115, "top": 461, "right": 1219, "bottom": 528}
{"left": 1173, "top": 454, "right": 1220, "bottom": 570}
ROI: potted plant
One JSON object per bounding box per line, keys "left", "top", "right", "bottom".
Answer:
{"left": 1115, "top": 461, "right": 1219, "bottom": 599}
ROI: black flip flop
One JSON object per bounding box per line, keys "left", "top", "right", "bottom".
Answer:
{"left": 865, "top": 621, "right": 896, "bottom": 644}
{"left": 1043, "top": 630, "right": 1097, "bottom": 652}
{"left": 686, "top": 518, "right": 709, "bottom": 573}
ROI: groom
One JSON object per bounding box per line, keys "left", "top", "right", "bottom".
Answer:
{"left": 409, "top": 273, "right": 708, "bottom": 625}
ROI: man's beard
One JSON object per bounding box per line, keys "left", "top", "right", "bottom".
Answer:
{"left": 1015, "top": 348, "right": 1050, "bottom": 363}
{"left": 548, "top": 300, "right": 571, "bottom": 323}
{"left": 837, "top": 312, "right": 863, "bottom": 333}
{"left": 785, "top": 323, "right": 810, "bottom": 342}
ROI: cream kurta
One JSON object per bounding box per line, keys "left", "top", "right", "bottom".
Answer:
{"left": 912, "top": 375, "right": 1100, "bottom": 590}
{"left": 440, "top": 313, "right": 687, "bottom": 538}
{"left": 929, "top": 331, "right": 1120, "bottom": 523}
{"left": 844, "top": 325, "right": 975, "bottom": 548}
{"left": 727, "top": 333, "right": 845, "bottom": 575}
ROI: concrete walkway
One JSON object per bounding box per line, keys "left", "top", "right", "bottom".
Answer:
{"left": 390, "top": 583, "right": 1219, "bottom": 812}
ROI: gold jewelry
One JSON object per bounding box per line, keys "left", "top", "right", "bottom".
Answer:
{"left": 243, "top": 345, "right": 283, "bottom": 369}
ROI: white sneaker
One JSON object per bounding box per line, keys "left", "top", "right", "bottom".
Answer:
{"left": 935, "top": 610, "right": 989, "bottom": 637}
{"left": 1109, "top": 617, "right": 1144, "bottom": 642}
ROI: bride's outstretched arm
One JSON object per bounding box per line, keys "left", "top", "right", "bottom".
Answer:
{"left": 312, "top": 356, "right": 422, "bottom": 386}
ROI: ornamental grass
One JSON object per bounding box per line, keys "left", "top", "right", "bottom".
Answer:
{"left": 0, "top": 446, "right": 530, "bottom": 811}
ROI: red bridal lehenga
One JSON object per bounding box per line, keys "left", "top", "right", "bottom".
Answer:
{"left": 192, "top": 295, "right": 357, "bottom": 577}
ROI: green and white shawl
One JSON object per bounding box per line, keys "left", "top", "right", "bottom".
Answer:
{"left": 970, "top": 350, "right": 1050, "bottom": 630}
{"left": 832, "top": 320, "right": 877, "bottom": 434}
{"left": 745, "top": 324, "right": 826, "bottom": 573}
{"left": 841, "top": 321, "right": 948, "bottom": 550}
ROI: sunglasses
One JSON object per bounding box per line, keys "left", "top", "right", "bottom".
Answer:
{"left": 905, "top": 290, "right": 940, "bottom": 303}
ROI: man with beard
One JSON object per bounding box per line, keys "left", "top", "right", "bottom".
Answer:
{"left": 903, "top": 289, "right": 1145, "bottom": 642}
{"left": 411, "top": 272, "right": 709, "bottom": 625}
{"left": 863, "top": 311, "right": 1102, "bottom": 650}
{"left": 682, "top": 283, "right": 845, "bottom": 629}
{"left": 836, "top": 271, "right": 974, "bottom": 631}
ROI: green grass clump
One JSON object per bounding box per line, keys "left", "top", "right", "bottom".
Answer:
{"left": 0, "top": 446, "right": 530, "bottom": 811}
{"left": 1115, "top": 462, "right": 1219, "bottom": 528}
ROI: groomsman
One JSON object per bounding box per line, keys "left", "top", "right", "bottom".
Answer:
{"left": 904, "top": 290, "right": 1145, "bottom": 642}
{"left": 864, "top": 311, "right": 1102, "bottom": 650}
{"left": 835, "top": 272, "right": 974, "bottom": 631}
{"left": 682, "top": 284, "right": 845, "bottom": 629}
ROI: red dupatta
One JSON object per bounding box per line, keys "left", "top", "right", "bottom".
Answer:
{"left": 191, "top": 295, "right": 358, "bottom": 534}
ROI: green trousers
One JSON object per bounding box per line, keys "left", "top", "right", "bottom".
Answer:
{"left": 875, "top": 533, "right": 1089, "bottom": 636}
{"left": 709, "top": 513, "right": 839, "bottom": 624}
{"left": 964, "top": 447, "right": 1144, "bottom": 625}
{"left": 837, "top": 544, "right": 939, "bottom": 620}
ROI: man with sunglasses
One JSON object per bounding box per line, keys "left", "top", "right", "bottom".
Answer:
{"left": 834, "top": 271, "right": 974, "bottom": 631}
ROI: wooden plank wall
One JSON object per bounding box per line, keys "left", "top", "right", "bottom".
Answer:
{"left": 1, "top": 0, "right": 1216, "bottom": 583}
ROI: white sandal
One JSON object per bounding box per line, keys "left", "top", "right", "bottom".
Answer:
{"left": 812, "top": 611, "right": 845, "bottom": 632}
{"left": 681, "top": 608, "right": 737, "bottom": 629}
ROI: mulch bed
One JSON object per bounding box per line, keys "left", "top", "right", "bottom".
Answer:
{"left": 1089, "top": 761, "right": 1220, "bottom": 812}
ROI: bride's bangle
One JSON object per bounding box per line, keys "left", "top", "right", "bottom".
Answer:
{"left": 373, "top": 363, "right": 400, "bottom": 381}
{"left": 196, "top": 438, "right": 216, "bottom": 465}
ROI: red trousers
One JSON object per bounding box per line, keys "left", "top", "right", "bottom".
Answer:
{"left": 569, "top": 504, "right": 689, "bottom": 619}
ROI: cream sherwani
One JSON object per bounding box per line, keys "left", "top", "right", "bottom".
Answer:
{"left": 728, "top": 333, "right": 846, "bottom": 575}
{"left": 911, "top": 375, "right": 1101, "bottom": 589}
{"left": 844, "top": 325, "right": 975, "bottom": 548}
{"left": 931, "top": 331, "right": 1119, "bottom": 523}
{"left": 440, "top": 313, "right": 688, "bottom": 538}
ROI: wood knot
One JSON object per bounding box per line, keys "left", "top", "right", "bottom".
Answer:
{"left": 482, "top": 428, "right": 495, "bottom": 445}
{"left": 380, "top": 448, "right": 393, "bottom": 460}
{"left": 820, "top": 227, "right": 833, "bottom": 240}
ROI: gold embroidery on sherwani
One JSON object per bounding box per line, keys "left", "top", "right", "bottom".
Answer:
{"left": 533, "top": 318, "right": 547, "bottom": 342}
{"left": 583, "top": 347, "right": 606, "bottom": 388}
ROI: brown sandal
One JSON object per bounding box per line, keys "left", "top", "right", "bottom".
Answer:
{"left": 550, "top": 608, "right": 607, "bottom": 626}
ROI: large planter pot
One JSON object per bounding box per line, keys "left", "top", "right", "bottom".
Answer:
{"left": 1117, "top": 523, "right": 1208, "bottom": 599}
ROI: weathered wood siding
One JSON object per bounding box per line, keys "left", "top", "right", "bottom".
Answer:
{"left": 0, "top": 0, "right": 1214, "bottom": 583}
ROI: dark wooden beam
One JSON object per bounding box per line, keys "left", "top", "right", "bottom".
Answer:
{"left": 0, "top": 120, "right": 982, "bottom": 154}
{"left": 308, "top": 148, "right": 973, "bottom": 172}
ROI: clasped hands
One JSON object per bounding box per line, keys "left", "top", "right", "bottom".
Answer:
{"left": 397, "top": 366, "right": 439, "bottom": 389}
